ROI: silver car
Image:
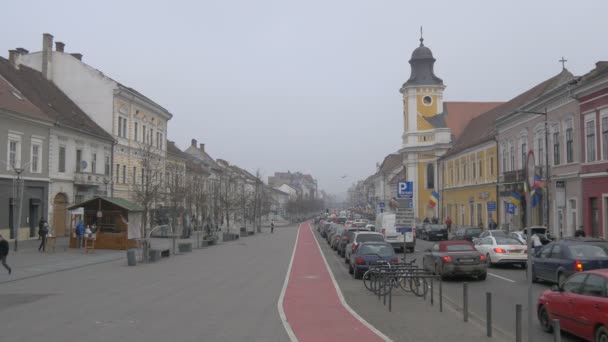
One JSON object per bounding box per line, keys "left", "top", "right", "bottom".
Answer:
{"left": 344, "top": 231, "right": 385, "bottom": 263}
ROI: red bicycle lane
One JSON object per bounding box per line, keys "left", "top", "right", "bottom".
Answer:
{"left": 282, "top": 222, "right": 388, "bottom": 342}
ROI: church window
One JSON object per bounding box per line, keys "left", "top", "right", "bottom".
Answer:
{"left": 422, "top": 96, "right": 433, "bottom": 106}
{"left": 426, "top": 164, "right": 434, "bottom": 189}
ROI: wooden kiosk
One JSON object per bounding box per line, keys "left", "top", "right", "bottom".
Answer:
{"left": 67, "top": 196, "right": 143, "bottom": 250}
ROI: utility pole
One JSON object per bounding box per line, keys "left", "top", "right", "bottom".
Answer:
{"left": 12, "top": 167, "right": 25, "bottom": 252}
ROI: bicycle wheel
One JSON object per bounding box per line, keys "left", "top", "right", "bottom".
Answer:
{"left": 363, "top": 270, "right": 375, "bottom": 292}
{"left": 409, "top": 277, "right": 428, "bottom": 297}
{"left": 397, "top": 274, "right": 412, "bottom": 292}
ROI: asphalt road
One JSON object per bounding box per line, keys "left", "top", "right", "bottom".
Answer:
{"left": 0, "top": 226, "right": 298, "bottom": 342}
{"left": 411, "top": 238, "right": 580, "bottom": 342}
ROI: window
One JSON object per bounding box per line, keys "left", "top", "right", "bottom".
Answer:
{"left": 58, "top": 146, "right": 66, "bottom": 172}
{"left": 563, "top": 273, "right": 587, "bottom": 293}
{"left": 116, "top": 164, "right": 120, "bottom": 183}
{"left": 502, "top": 146, "right": 506, "bottom": 172}
{"left": 469, "top": 203, "right": 474, "bottom": 225}
{"left": 510, "top": 144, "right": 515, "bottom": 171}
{"left": 133, "top": 166, "right": 137, "bottom": 184}
{"left": 426, "top": 163, "right": 434, "bottom": 189}
{"left": 141, "top": 168, "right": 145, "bottom": 185}
{"left": 456, "top": 164, "right": 460, "bottom": 182}
{"left": 76, "top": 149, "right": 83, "bottom": 172}
{"left": 490, "top": 157, "right": 494, "bottom": 176}
{"left": 549, "top": 245, "right": 562, "bottom": 259}
{"left": 8, "top": 140, "right": 19, "bottom": 168}
{"left": 149, "top": 128, "right": 153, "bottom": 145}
{"left": 581, "top": 274, "right": 606, "bottom": 297}
{"left": 159, "top": 133, "right": 163, "bottom": 150}
{"left": 521, "top": 141, "right": 527, "bottom": 169}
{"left": 31, "top": 143, "right": 41, "bottom": 173}
{"left": 472, "top": 161, "right": 476, "bottom": 178}
{"left": 463, "top": 162, "right": 467, "bottom": 181}
{"left": 479, "top": 159, "right": 483, "bottom": 178}
{"left": 603, "top": 117, "right": 608, "bottom": 160}
{"left": 122, "top": 165, "right": 126, "bottom": 184}
{"left": 553, "top": 131, "right": 560, "bottom": 165}
{"left": 537, "top": 136, "right": 544, "bottom": 166}
{"left": 118, "top": 117, "right": 127, "bottom": 138}
{"left": 587, "top": 120, "right": 596, "bottom": 162}
{"left": 92, "top": 153, "right": 97, "bottom": 174}
{"left": 104, "top": 155, "right": 110, "bottom": 176}
{"left": 422, "top": 96, "right": 432, "bottom": 105}
{"left": 134, "top": 122, "right": 139, "bottom": 141}
{"left": 450, "top": 167, "right": 454, "bottom": 185}
{"left": 142, "top": 125, "right": 147, "bottom": 144}
{"left": 156, "top": 132, "right": 160, "bottom": 149}
{"left": 566, "top": 121, "right": 574, "bottom": 163}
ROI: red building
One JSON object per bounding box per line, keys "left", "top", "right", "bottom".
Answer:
{"left": 578, "top": 62, "right": 608, "bottom": 238}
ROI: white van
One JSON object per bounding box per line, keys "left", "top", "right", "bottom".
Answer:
{"left": 376, "top": 212, "right": 415, "bottom": 253}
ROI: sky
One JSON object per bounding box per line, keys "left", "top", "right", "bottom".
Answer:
{"left": 3, "top": 0, "right": 608, "bottom": 199}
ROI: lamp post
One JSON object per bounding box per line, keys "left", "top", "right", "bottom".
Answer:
{"left": 11, "top": 166, "right": 27, "bottom": 252}
{"left": 516, "top": 108, "right": 548, "bottom": 342}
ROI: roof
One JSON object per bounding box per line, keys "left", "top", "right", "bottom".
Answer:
{"left": 166, "top": 140, "right": 190, "bottom": 160}
{"left": 378, "top": 154, "right": 402, "bottom": 173}
{"left": 118, "top": 83, "right": 172, "bottom": 118}
{"left": 443, "top": 102, "right": 504, "bottom": 139}
{"left": 0, "top": 71, "right": 50, "bottom": 123}
{"left": 68, "top": 196, "right": 143, "bottom": 211}
{"left": 402, "top": 39, "right": 443, "bottom": 87}
{"left": 0, "top": 57, "right": 113, "bottom": 140}
{"left": 444, "top": 70, "right": 573, "bottom": 158}
{"left": 422, "top": 112, "right": 447, "bottom": 129}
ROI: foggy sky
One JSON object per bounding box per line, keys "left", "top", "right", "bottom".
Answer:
{"left": 3, "top": 0, "right": 608, "bottom": 198}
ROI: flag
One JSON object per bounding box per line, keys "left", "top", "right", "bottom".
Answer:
{"left": 429, "top": 191, "right": 439, "bottom": 208}
{"left": 534, "top": 175, "right": 544, "bottom": 189}
{"left": 531, "top": 191, "right": 541, "bottom": 208}
{"left": 510, "top": 192, "right": 521, "bottom": 207}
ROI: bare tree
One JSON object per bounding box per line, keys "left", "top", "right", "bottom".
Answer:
{"left": 165, "top": 159, "right": 186, "bottom": 234}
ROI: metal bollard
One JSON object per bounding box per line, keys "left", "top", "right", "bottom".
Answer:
{"left": 430, "top": 277, "right": 434, "bottom": 305}
{"left": 389, "top": 282, "right": 392, "bottom": 312}
{"left": 486, "top": 292, "right": 492, "bottom": 337}
{"left": 552, "top": 319, "right": 561, "bottom": 342}
{"left": 439, "top": 277, "right": 443, "bottom": 312}
{"left": 463, "top": 282, "right": 469, "bottom": 322}
{"left": 383, "top": 275, "right": 387, "bottom": 306}
{"left": 515, "top": 304, "right": 522, "bottom": 342}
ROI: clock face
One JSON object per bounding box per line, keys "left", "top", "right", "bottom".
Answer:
{"left": 526, "top": 150, "right": 535, "bottom": 190}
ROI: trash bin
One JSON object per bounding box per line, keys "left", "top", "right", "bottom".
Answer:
{"left": 127, "top": 249, "right": 137, "bottom": 266}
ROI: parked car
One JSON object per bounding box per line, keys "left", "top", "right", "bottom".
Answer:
{"left": 415, "top": 222, "right": 427, "bottom": 239}
{"left": 349, "top": 242, "right": 398, "bottom": 279}
{"left": 532, "top": 237, "right": 608, "bottom": 286}
{"left": 518, "top": 226, "right": 554, "bottom": 245}
{"left": 537, "top": 269, "right": 608, "bottom": 341}
{"left": 509, "top": 231, "right": 527, "bottom": 245}
{"left": 327, "top": 224, "right": 340, "bottom": 244}
{"left": 478, "top": 229, "right": 509, "bottom": 239}
{"left": 344, "top": 231, "right": 385, "bottom": 264}
{"left": 421, "top": 224, "right": 449, "bottom": 241}
{"left": 331, "top": 227, "right": 345, "bottom": 250}
{"left": 320, "top": 222, "right": 332, "bottom": 238}
{"left": 365, "top": 224, "right": 376, "bottom": 232}
{"left": 422, "top": 241, "right": 487, "bottom": 280}
{"left": 474, "top": 236, "right": 527, "bottom": 267}
{"left": 451, "top": 227, "right": 482, "bottom": 242}
{"left": 337, "top": 228, "right": 370, "bottom": 257}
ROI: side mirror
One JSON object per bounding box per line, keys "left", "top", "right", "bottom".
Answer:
{"left": 551, "top": 285, "right": 561, "bottom": 292}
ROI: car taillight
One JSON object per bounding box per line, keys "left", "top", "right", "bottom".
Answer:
{"left": 391, "top": 257, "right": 399, "bottom": 264}
{"left": 356, "top": 257, "right": 365, "bottom": 265}
{"left": 442, "top": 256, "right": 452, "bottom": 263}
{"left": 493, "top": 248, "right": 506, "bottom": 253}
{"left": 479, "top": 254, "right": 486, "bottom": 261}
{"left": 342, "top": 236, "right": 349, "bottom": 241}
{"left": 575, "top": 259, "right": 583, "bottom": 272}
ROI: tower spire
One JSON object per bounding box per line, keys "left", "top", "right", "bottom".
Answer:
{"left": 420, "top": 26, "right": 424, "bottom": 46}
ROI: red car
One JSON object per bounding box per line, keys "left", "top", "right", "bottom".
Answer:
{"left": 537, "top": 269, "right": 608, "bottom": 341}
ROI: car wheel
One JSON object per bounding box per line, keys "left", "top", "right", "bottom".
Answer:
{"left": 596, "top": 326, "right": 608, "bottom": 342}
{"left": 557, "top": 273, "right": 567, "bottom": 288}
{"left": 486, "top": 254, "right": 493, "bottom": 268}
{"left": 538, "top": 306, "right": 553, "bottom": 333}
{"left": 520, "top": 262, "right": 527, "bottom": 269}
{"left": 348, "top": 264, "right": 353, "bottom": 274}
{"left": 478, "top": 273, "right": 487, "bottom": 281}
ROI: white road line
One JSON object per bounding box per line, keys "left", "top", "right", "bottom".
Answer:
{"left": 309, "top": 223, "right": 393, "bottom": 342}
{"left": 488, "top": 272, "right": 516, "bottom": 283}
{"left": 277, "top": 224, "right": 300, "bottom": 342}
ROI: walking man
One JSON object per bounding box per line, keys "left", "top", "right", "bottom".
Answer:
{"left": 0, "top": 234, "right": 11, "bottom": 274}
{"left": 76, "top": 219, "right": 85, "bottom": 248}
{"left": 38, "top": 220, "right": 49, "bottom": 252}
{"left": 271, "top": 220, "right": 275, "bottom": 234}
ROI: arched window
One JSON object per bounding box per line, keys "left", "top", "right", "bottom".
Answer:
{"left": 426, "top": 163, "right": 435, "bottom": 189}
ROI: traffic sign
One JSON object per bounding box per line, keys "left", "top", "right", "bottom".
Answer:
{"left": 397, "top": 181, "right": 413, "bottom": 199}
{"left": 395, "top": 198, "right": 415, "bottom": 228}
{"left": 506, "top": 202, "right": 516, "bottom": 214}
{"left": 487, "top": 201, "right": 497, "bottom": 212}
{"left": 378, "top": 202, "right": 385, "bottom": 208}
{"left": 396, "top": 227, "right": 414, "bottom": 242}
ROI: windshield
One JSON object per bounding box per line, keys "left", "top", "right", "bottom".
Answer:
{"left": 429, "top": 224, "right": 446, "bottom": 231}
{"left": 490, "top": 231, "right": 508, "bottom": 237}
{"left": 356, "top": 234, "right": 384, "bottom": 243}
{"left": 568, "top": 244, "right": 608, "bottom": 258}
{"left": 446, "top": 244, "right": 475, "bottom": 251}
{"left": 466, "top": 228, "right": 482, "bottom": 235}
{"left": 359, "top": 245, "right": 394, "bottom": 257}
{"left": 495, "top": 237, "right": 523, "bottom": 245}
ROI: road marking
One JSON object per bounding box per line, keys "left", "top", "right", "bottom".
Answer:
{"left": 309, "top": 223, "right": 393, "bottom": 342}
{"left": 277, "top": 224, "right": 300, "bottom": 342}
{"left": 488, "top": 273, "right": 516, "bottom": 283}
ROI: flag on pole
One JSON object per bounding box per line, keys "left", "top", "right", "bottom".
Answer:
{"left": 510, "top": 192, "right": 521, "bottom": 207}
{"left": 429, "top": 191, "right": 439, "bottom": 208}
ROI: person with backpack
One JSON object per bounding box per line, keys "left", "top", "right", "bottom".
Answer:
{"left": 0, "top": 234, "right": 11, "bottom": 274}
{"left": 38, "top": 220, "right": 49, "bottom": 252}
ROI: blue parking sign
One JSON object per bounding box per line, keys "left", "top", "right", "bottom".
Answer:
{"left": 397, "top": 181, "right": 413, "bottom": 199}
{"left": 506, "top": 202, "right": 515, "bottom": 214}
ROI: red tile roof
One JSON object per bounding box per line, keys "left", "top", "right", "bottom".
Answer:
{"left": 444, "top": 102, "right": 504, "bottom": 139}
{"left": 0, "top": 71, "right": 50, "bottom": 123}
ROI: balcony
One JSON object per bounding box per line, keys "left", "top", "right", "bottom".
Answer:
{"left": 502, "top": 169, "right": 525, "bottom": 183}
{"left": 74, "top": 172, "right": 109, "bottom": 187}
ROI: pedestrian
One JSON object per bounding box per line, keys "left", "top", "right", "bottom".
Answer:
{"left": 38, "top": 220, "right": 49, "bottom": 252}
{"left": 38, "top": 218, "right": 45, "bottom": 240}
{"left": 574, "top": 229, "right": 586, "bottom": 237}
{"left": 532, "top": 233, "right": 543, "bottom": 254}
{"left": 271, "top": 220, "right": 275, "bottom": 234}
{"left": 423, "top": 217, "right": 430, "bottom": 224}
{"left": 445, "top": 216, "right": 452, "bottom": 232}
{"left": 76, "top": 219, "right": 85, "bottom": 248}
{"left": 0, "top": 234, "right": 11, "bottom": 274}
{"left": 431, "top": 216, "right": 439, "bottom": 224}
{"left": 488, "top": 218, "right": 497, "bottom": 230}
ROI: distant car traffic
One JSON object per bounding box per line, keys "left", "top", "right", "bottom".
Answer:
{"left": 349, "top": 242, "right": 398, "bottom": 279}
{"left": 420, "top": 224, "right": 448, "bottom": 241}
{"left": 422, "top": 241, "right": 487, "bottom": 280}
{"left": 477, "top": 229, "right": 509, "bottom": 240}
{"left": 537, "top": 269, "right": 608, "bottom": 341}
{"left": 532, "top": 237, "right": 608, "bottom": 286}
{"left": 451, "top": 227, "right": 482, "bottom": 242}
{"left": 474, "top": 236, "right": 527, "bottom": 267}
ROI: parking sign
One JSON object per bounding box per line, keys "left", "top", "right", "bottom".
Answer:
{"left": 397, "top": 181, "right": 413, "bottom": 199}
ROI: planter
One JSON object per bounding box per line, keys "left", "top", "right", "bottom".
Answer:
{"left": 178, "top": 242, "right": 192, "bottom": 253}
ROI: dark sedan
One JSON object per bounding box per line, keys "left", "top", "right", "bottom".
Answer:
{"left": 422, "top": 241, "right": 487, "bottom": 280}
{"left": 348, "top": 242, "right": 398, "bottom": 279}
{"left": 421, "top": 224, "right": 449, "bottom": 241}
{"left": 532, "top": 237, "right": 608, "bottom": 287}
{"left": 451, "top": 227, "right": 482, "bottom": 242}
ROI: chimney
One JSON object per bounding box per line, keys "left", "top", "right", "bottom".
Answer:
{"left": 70, "top": 53, "right": 82, "bottom": 61}
{"left": 8, "top": 50, "right": 18, "bottom": 66}
{"left": 15, "top": 48, "right": 29, "bottom": 55}
{"left": 42, "top": 33, "right": 53, "bottom": 80}
{"left": 191, "top": 139, "right": 197, "bottom": 147}
{"left": 199, "top": 143, "right": 205, "bottom": 152}
{"left": 55, "top": 41, "right": 65, "bottom": 52}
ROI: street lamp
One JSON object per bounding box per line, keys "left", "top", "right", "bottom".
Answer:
{"left": 515, "top": 107, "right": 548, "bottom": 342}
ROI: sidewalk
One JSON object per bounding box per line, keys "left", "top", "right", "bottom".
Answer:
{"left": 0, "top": 237, "right": 124, "bottom": 284}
